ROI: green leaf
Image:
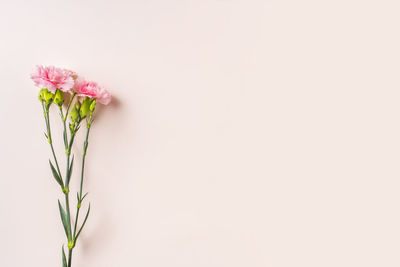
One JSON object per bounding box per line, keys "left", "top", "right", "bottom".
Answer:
{"left": 75, "top": 203, "right": 90, "bottom": 241}
{"left": 69, "top": 154, "right": 74, "bottom": 171}
{"left": 58, "top": 200, "right": 71, "bottom": 240}
{"left": 63, "top": 129, "right": 68, "bottom": 149}
{"left": 81, "top": 192, "right": 89, "bottom": 201}
{"left": 66, "top": 155, "right": 74, "bottom": 186}
{"left": 49, "top": 160, "right": 63, "bottom": 187}
{"left": 62, "top": 246, "right": 67, "bottom": 267}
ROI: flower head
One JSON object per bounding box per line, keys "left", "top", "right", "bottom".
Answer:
{"left": 31, "top": 65, "right": 75, "bottom": 93}
{"left": 73, "top": 79, "right": 112, "bottom": 105}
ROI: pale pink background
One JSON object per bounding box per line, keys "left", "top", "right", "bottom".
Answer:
{"left": 1, "top": 0, "right": 400, "bottom": 266}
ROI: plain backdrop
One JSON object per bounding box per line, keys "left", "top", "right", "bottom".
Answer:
{"left": 0, "top": 0, "right": 400, "bottom": 266}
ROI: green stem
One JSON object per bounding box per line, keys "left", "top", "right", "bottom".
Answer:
{"left": 64, "top": 128, "right": 77, "bottom": 237}
{"left": 72, "top": 206, "right": 80, "bottom": 240}
{"left": 59, "top": 107, "right": 68, "bottom": 151}
{"left": 65, "top": 189, "right": 71, "bottom": 229}
{"left": 81, "top": 125, "right": 91, "bottom": 196}
{"left": 42, "top": 101, "right": 73, "bottom": 266}
{"left": 65, "top": 131, "right": 73, "bottom": 267}
{"left": 42, "top": 101, "right": 62, "bottom": 179}
{"left": 68, "top": 249, "right": 72, "bottom": 267}
{"left": 73, "top": 125, "right": 91, "bottom": 237}
{"left": 62, "top": 118, "right": 80, "bottom": 267}
{"left": 64, "top": 125, "right": 76, "bottom": 227}
{"left": 66, "top": 125, "right": 79, "bottom": 185}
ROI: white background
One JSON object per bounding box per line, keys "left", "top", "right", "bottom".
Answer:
{"left": 1, "top": 0, "right": 400, "bottom": 266}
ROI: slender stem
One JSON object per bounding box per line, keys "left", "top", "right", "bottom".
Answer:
{"left": 65, "top": 121, "right": 82, "bottom": 267}
{"left": 64, "top": 147, "right": 72, "bottom": 267}
{"left": 81, "top": 126, "right": 91, "bottom": 197}
{"left": 61, "top": 116, "right": 80, "bottom": 267}
{"left": 72, "top": 205, "right": 80, "bottom": 239}
{"left": 64, "top": 131, "right": 75, "bottom": 233}
{"left": 79, "top": 156, "right": 86, "bottom": 198}
{"left": 42, "top": 100, "right": 73, "bottom": 266}
{"left": 60, "top": 107, "right": 68, "bottom": 151}
{"left": 42, "top": 101, "right": 62, "bottom": 179}
{"left": 65, "top": 128, "right": 72, "bottom": 267}
{"left": 73, "top": 124, "right": 91, "bottom": 237}
{"left": 65, "top": 190, "right": 71, "bottom": 228}
{"left": 66, "top": 127, "right": 79, "bottom": 185}
{"left": 64, "top": 126, "right": 75, "bottom": 230}
{"left": 68, "top": 249, "right": 72, "bottom": 267}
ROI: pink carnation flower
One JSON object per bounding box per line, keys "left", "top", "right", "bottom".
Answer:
{"left": 74, "top": 79, "right": 112, "bottom": 105}
{"left": 31, "top": 65, "right": 75, "bottom": 93}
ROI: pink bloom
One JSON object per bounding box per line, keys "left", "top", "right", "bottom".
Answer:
{"left": 96, "top": 86, "right": 112, "bottom": 105}
{"left": 63, "top": 69, "right": 77, "bottom": 80}
{"left": 74, "top": 79, "right": 112, "bottom": 105}
{"left": 30, "top": 65, "right": 75, "bottom": 93}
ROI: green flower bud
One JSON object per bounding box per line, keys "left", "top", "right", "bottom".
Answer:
{"left": 44, "top": 91, "right": 54, "bottom": 102}
{"left": 43, "top": 90, "right": 54, "bottom": 107}
{"left": 80, "top": 97, "right": 92, "bottom": 118}
{"left": 90, "top": 99, "right": 96, "bottom": 113}
{"left": 54, "top": 89, "right": 64, "bottom": 106}
{"left": 38, "top": 88, "right": 47, "bottom": 101}
{"left": 38, "top": 89, "right": 54, "bottom": 108}
{"left": 70, "top": 103, "right": 80, "bottom": 123}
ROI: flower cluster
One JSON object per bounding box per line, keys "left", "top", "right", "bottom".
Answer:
{"left": 30, "top": 65, "right": 112, "bottom": 267}
{"left": 31, "top": 65, "right": 111, "bottom": 107}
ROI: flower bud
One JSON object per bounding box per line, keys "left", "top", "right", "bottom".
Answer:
{"left": 70, "top": 102, "right": 81, "bottom": 123}
{"left": 79, "top": 97, "right": 92, "bottom": 118}
{"left": 43, "top": 89, "right": 54, "bottom": 108}
{"left": 38, "top": 88, "right": 47, "bottom": 101}
{"left": 90, "top": 99, "right": 96, "bottom": 113}
{"left": 54, "top": 89, "right": 64, "bottom": 106}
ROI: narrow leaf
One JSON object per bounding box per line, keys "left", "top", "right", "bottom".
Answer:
{"left": 81, "top": 192, "right": 89, "bottom": 201}
{"left": 63, "top": 129, "right": 68, "bottom": 149}
{"left": 62, "top": 246, "right": 67, "bottom": 267}
{"left": 49, "top": 160, "right": 63, "bottom": 187}
{"left": 58, "top": 200, "right": 71, "bottom": 240}
{"left": 75, "top": 203, "right": 90, "bottom": 241}
{"left": 66, "top": 155, "right": 74, "bottom": 186}
{"left": 69, "top": 155, "right": 74, "bottom": 171}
